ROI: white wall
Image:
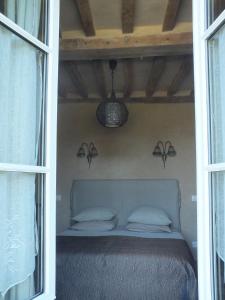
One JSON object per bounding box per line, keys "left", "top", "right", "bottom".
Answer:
{"left": 57, "top": 103, "right": 197, "bottom": 256}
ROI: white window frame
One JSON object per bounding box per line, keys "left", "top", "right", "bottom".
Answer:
{"left": 193, "top": 1, "right": 225, "bottom": 299}
{"left": 0, "top": 0, "right": 60, "bottom": 299}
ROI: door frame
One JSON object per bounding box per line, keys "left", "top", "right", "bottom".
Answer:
{"left": 0, "top": 1, "right": 60, "bottom": 299}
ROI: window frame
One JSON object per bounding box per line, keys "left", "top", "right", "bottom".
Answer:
{"left": 0, "top": 0, "right": 59, "bottom": 299}
{"left": 193, "top": 1, "right": 225, "bottom": 299}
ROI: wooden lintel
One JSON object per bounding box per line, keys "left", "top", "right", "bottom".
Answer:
{"left": 60, "top": 32, "right": 193, "bottom": 61}
{"left": 167, "top": 56, "right": 192, "bottom": 96}
{"left": 122, "top": 0, "right": 135, "bottom": 34}
{"left": 146, "top": 57, "right": 166, "bottom": 97}
{"left": 74, "top": 0, "right": 95, "bottom": 36}
{"left": 92, "top": 61, "right": 107, "bottom": 99}
{"left": 64, "top": 62, "right": 88, "bottom": 98}
{"left": 163, "top": 0, "right": 181, "bottom": 32}
{"left": 59, "top": 95, "right": 194, "bottom": 104}
{"left": 123, "top": 61, "right": 133, "bottom": 99}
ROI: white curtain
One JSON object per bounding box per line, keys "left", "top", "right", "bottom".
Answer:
{"left": 209, "top": 26, "right": 225, "bottom": 263}
{"left": 0, "top": 1, "right": 42, "bottom": 299}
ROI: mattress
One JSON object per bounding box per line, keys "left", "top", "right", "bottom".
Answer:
{"left": 56, "top": 234, "right": 197, "bottom": 300}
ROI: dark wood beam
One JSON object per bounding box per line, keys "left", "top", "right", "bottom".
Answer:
{"left": 74, "top": 0, "right": 95, "bottom": 36}
{"left": 146, "top": 57, "right": 166, "bottom": 97}
{"left": 60, "top": 32, "right": 193, "bottom": 61}
{"left": 122, "top": 0, "right": 135, "bottom": 33}
{"left": 162, "top": 0, "right": 181, "bottom": 31}
{"left": 92, "top": 61, "right": 107, "bottom": 99}
{"left": 59, "top": 95, "right": 194, "bottom": 104}
{"left": 167, "top": 56, "right": 192, "bottom": 96}
{"left": 123, "top": 61, "right": 133, "bottom": 99}
{"left": 64, "top": 62, "right": 88, "bottom": 98}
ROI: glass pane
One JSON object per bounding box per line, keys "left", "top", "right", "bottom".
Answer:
{"left": 0, "top": 25, "right": 46, "bottom": 166}
{"left": 0, "top": 172, "right": 44, "bottom": 300}
{"left": 208, "top": 0, "right": 225, "bottom": 25}
{"left": 0, "top": 0, "right": 46, "bottom": 42}
{"left": 208, "top": 23, "right": 225, "bottom": 163}
{"left": 212, "top": 171, "right": 225, "bottom": 300}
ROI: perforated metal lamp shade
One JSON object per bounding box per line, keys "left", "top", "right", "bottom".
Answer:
{"left": 96, "top": 97, "right": 129, "bottom": 128}
{"left": 96, "top": 60, "right": 129, "bottom": 128}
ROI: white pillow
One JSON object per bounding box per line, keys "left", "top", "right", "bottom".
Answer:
{"left": 128, "top": 206, "right": 172, "bottom": 226}
{"left": 70, "top": 220, "right": 116, "bottom": 231}
{"left": 126, "top": 223, "right": 171, "bottom": 233}
{"left": 72, "top": 207, "right": 116, "bottom": 222}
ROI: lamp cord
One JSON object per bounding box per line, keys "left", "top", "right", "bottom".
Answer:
{"left": 111, "top": 68, "right": 114, "bottom": 94}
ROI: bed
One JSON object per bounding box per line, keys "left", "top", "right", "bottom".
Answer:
{"left": 56, "top": 179, "right": 197, "bottom": 300}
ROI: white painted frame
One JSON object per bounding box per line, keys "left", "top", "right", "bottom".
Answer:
{"left": 193, "top": 1, "right": 225, "bottom": 300}
{"left": 0, "top": 0, "right": 60, "bottom": 299}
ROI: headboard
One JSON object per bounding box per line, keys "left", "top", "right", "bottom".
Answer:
{"left": 70, "top": 179, "right": 181, "bottom": 231}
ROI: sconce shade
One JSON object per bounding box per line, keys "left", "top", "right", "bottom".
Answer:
{"left": 77, "top": 146, "right": 85, "bottom": 157}
{"left": 167, "top": 145, "right": 176, "bottom": 156}
{"left": 91, "top": 146, "right": 98, "bottom": 157}
{"left": 153, "top": 145, "right": 162, "bottom": 156}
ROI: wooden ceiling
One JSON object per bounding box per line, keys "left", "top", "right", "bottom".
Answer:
{"left": 59, "top": 0, "right": 193, "bottom": 104}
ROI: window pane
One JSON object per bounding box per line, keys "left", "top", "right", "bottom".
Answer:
{"left": 0, "top": 25, "right": 46, "bottom": 166}
{"left": 212, "top": 171, "right": 225, "bottom": 300}
{"left": 0, "top": 0, "right": 46, "bottom": 42}
{"left": 208, "top": 0, "right": 225, "bottom": 25}
{"left": 208, "top": 24, "right": 225, "bottom": 163}
{"left": 0, "top": 172, "right": 44, "bottom": 299}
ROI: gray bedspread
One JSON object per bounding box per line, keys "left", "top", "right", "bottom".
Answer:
{"left": 56, "top": 236, "right": 197, "bottom": 300}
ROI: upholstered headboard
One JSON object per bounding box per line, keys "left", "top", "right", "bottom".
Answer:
{"left": 70, "top": 179, "right": 181, "bottom": 231}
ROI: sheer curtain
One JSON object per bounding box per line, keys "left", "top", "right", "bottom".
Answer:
{"left": 0, "top": 1, "right": 42, "bottom": 299}
{"left": 209, "top": 26, "right": 225, "bottom": 263}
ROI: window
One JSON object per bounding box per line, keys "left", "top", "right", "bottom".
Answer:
{"left": 0, "top": 1, "right": 59, "bottom": 299}
{"left": 193, "top": 1, "right": 225, "bottom": 299}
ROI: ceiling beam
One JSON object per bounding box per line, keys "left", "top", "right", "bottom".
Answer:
{"left": 64, "top": 62, "right": 88, "bottom": 98}
{"left": 162, "top": 0, "right": 181, "bottom": 31}
{"left": 122, "top": 0, "right": 135, "bottom": 34}
{"left": 123, "top": 61, "right": 133, "bottom": 99}
{"left": 146, "top": 57, "right": 166, "bottom": 97}
{"left": 74, "top": 0, "right": 95, "bottom": 36}
{"left": 60, "top": 31, "right": 193, "bottom": 61}
{"left": 167, "top": 56, "right": 192, "bottom": 96}
{"left": 92, "top": 61, "right": 107, "bottom": 99}
{"left": 59, "top": 95, "right": 194, "bottom": 104}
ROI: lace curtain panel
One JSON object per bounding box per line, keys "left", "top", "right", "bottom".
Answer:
{"left": 209, "top": 25, "right": 225, "bottom": 263}
{"left": 0, "top": 0, "right": 42, "bottom": 298}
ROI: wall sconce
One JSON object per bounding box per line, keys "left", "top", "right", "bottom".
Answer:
{"left": 152, "top": 141, "right": 176, "bottom": 168}
{"left": 77, "top": 142, "right": 98, "bottom": 168}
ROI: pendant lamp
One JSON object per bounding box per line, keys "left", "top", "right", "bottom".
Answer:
{"left": 96, "top": 60, "right": 129, "bottom": 128}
